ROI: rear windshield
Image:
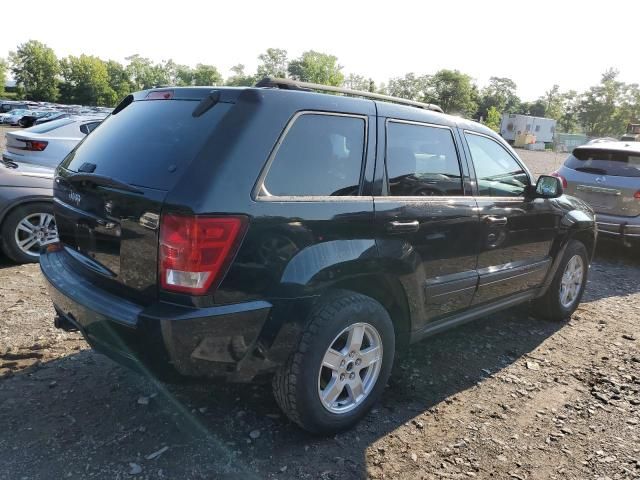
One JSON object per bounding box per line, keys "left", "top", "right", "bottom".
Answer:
{"left": 26, "top": 118, "right": 75, "bottom": 134}
{"left": 565, "top": 148, "right": 640, "bottom": 177}
{"left": 61, "top": 100, "right": 222, "bottom": 191}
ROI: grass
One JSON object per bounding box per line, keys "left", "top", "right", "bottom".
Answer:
{"left": 0, "top": 92, "right": 19, "bottom": 100}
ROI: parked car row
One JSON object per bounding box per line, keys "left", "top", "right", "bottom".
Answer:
{"left": 0, "top": 99, "right": 112, "bottom": 127}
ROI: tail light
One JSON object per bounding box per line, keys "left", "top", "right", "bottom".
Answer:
{"left": 634, "top": 190, "right": 640, "bottom": 200}
{"left": 159, "top": 214, "right": 247, "bottom": 295}
{"left": 550, "top": 171, "right": 568, "bottom": 189}
{"left": 17, "top": 139, "right": 48, "bottom": 151}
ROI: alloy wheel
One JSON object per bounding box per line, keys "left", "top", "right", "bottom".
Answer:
{"left": 317, "top": 322, "right": 383, "bottom": 414}
{"left": 14, "top": 212, "right": 58, "bottom": 257}
{"left": 559, "top": 254, "right": 584, "bottom": 308}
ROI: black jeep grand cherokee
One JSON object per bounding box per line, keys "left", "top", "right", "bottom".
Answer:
{"left": 40, "top": 78, "right": 596, "bottom": 434}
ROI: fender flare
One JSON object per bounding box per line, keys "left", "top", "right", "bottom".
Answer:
{"left": 279, "top": 238, "right": 378, "bottom": 293}
{"left": 538, "top": 209, "right": 596, "bottom": 295}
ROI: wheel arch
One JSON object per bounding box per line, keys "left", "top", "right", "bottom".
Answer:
{"left": 0, "top": 195, "right": 53, "bottom": 227}
{"left": 538, "top": 210, "right": 596, "bottom": 297}
{"left": 329, "top": 274, "right": 412, "bottom": 353}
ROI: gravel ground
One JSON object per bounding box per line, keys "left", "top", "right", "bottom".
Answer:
{"left": 0, "top": 125, "right": 638, "bottom": 479}
{"left": 516, "top": 149, "right": 566, "bottom": 177}
{"left": 0, "top": 242, "right": 638, "bottom": 480}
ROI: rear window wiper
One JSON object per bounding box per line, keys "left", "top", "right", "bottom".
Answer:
{"left": 66, "top": 172, "right": 143, "bottom": 195}
{"left": 574, "top": 166, "right": 607, "bottom": 175}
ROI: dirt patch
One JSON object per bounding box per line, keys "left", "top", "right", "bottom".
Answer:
{"left": 0, "top": 242, "right": 638, "bottom": 480}
{"left": 516, "top": 149, "right": 567, "bottom": 177}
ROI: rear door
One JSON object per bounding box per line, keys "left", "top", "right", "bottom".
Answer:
{"left": 53, "top": 94, "right": 234, "bottom": 304}
{"left": 374, "top": 117, "right": 479, "bottom": 329}
{"left": 462, "top": 131, "right": 556, "bottom": 304}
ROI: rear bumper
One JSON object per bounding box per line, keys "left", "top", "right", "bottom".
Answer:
{"left": 40, "top": 249, "right": 292, "bottom": 382}
{"left": 595, "top": 213, "right": 640, "bottom": 241}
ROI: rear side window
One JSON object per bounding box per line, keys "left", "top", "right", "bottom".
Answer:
{"left": 62, "top": 100, "right": 224, "bottom": 190}
{"left": 465, "top": 133, "right": 529, "bottom": 197}
{"left": 566, "top": 148, "right": 640, "bottom": 177}
{"left": 261, "top": 113, "right": 366, "bottom": 197}
{"left": 386, "top": 121, "right": 463, "bottom": 196}
{"left": 26, "top": 118, "right": 75, "bottom": 134}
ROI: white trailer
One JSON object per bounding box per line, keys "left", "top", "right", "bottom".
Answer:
{"left": 500, "top": 114, "right": 556, "bottom": 143}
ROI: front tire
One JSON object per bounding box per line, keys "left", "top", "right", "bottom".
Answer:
{"left": 533, "top": 239, "right": 588, "bottom": 321}
{"left": 273, "top": 290, "right": 395, "bottom": 434}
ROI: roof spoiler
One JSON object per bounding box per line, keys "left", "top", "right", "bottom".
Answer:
{"left": 255, "top": 77, "right": 444, "bottom": 113}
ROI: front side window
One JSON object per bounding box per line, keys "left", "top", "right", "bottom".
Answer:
{"left": 465, "top": 132, "right": 529, "bottom": 197}
{"left": 385, "top": 122, "right": 463, "bottom": 196}
{"left": 261, "top": 113, "right": 365, "bottom": 197}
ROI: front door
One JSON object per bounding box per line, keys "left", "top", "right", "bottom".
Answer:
{"left": 374, "top": 117, "right": 479, "bottom": 332}
{"left": 462, "top": 131, "right": 557, "bottom": 305}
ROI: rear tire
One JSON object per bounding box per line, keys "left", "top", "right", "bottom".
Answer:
{"left": 533, "top": 240, "right": 588, "bottom": 321}
{"left": 273, "top": 290, "right": 395, "bottom": 434}
{"left": 1, "top": 203, "right": 57, "bottom": 264}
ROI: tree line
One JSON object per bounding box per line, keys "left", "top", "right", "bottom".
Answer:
{"left": 1, "top": 40, "right": 639, "bottom": 137}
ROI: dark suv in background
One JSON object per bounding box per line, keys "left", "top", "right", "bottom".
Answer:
{"left": 40, "top": 79, "right": 597, "bottom": 433}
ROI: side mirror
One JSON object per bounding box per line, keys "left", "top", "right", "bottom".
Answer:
{"left": 534, "top": 175, "right": 563, "bottom": 198}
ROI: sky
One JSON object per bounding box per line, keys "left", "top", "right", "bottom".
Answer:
{"left": 1, "top": 0, "right": 639, "bottom": 100}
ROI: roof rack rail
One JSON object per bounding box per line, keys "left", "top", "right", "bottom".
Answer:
{"left": 254, "top": 77, "right": 444, "bottom": 113}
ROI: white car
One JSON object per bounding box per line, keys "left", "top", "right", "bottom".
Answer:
{"left": 2, "top": 116, "right": 105, "bottom": 169}
{"left": 0, "top": 109, "right": 32, "bottom": 125}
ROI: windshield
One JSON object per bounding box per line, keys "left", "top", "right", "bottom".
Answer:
{"left": 566, "top": 148, "right": 640, "bottom": 177}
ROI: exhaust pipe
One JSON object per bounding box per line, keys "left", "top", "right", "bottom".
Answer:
{"left": 54, "top": 314, "right": 79, "bottom": 332}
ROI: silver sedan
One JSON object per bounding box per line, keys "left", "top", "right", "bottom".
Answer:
{"left": 0, "top": 162, "right": 57, "bottom": 263}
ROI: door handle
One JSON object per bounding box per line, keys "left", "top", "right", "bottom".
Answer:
{"left": 484, "top": 216, "right": 508, "bottom": 226}
{"left": 387, "top": 220, "right": 420, "bottom": 233}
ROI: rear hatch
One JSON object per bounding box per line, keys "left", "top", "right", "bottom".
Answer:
{"left": 563, "top": 146, "right": 640, "bottom": 217}
{"left": 53, "top": 90, "right": 234, "bottom": 304}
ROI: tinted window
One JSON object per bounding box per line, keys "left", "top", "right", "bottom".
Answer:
{"left": 62, "top": 100, "right": 225, "bottom": 190}
{"left": 386, "top": 122, "right": 463, "bottom": 196}
{"left": 25, "top": 118, "right": 75, "bottom": 133}
{"left": 565, "top": 148, "right": 640, "bottom": 177}
{"left": 466, "top": 133, "right": 529, "bottom": 197}
{"left": 261, "top": 114, "right": 365, "bottom": 196}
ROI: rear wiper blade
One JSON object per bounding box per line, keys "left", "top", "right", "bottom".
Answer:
{"left": 574, "top": 167, "right": 607, "bottom": 175}
{"left": 66, "top": 172, "right": 143, "bottom": 194}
